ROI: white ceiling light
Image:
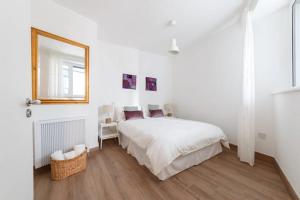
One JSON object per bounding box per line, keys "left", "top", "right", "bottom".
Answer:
{"left": 169, "top": 38, "right": 180, "bottom": 55}
{"left": 168, "top": 20, "right": 180, "bottom": 55}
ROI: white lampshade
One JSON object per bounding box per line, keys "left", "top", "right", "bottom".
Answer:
{"left": 164, "top": 104, "right": 174, "bottom": 113}
{"left": 169, "top": 38, "right": 180, "bottom": 55}
{"left": 102, "top": 105, "right": 113, "bottom": 114}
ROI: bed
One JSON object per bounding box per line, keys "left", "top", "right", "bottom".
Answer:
{"left": 117, "top": 117, "right": 229, "bottom": 180}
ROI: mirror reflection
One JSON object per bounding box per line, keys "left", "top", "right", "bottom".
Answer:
{"left": 38, "top": 35, "right": 85, "bottom": 99}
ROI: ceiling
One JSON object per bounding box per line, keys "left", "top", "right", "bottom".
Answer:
{"left": 53, "top": 0, "right": 246, "bottom": 55}
{"left": 254, "top": 0, "right": 291, "bottom": 19}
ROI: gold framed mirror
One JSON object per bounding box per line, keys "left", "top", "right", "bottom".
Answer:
{"left": 31, "top": 27, "right": 89, "bottom": 104}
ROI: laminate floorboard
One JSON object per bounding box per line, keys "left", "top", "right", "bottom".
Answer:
{"left": 34, "top": 140, "right": 292, "bottom": 200}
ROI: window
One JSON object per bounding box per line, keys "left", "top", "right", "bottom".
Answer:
{"left": 293, "top": 0, "right": 300, "bottom": 86}
{"left": 72, "top": 66, "right": 85, "bottom": 96}
{"left": 61, "top": 61, "right": 85, "bottom": 98}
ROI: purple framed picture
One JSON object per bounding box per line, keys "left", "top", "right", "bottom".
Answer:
{"left": 122, "top": 74, "right": 136, "bottom": 89}
{"left": 146, "top": 77, "right": 157, "bottom": 91}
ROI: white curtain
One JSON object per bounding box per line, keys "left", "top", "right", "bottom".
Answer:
{"left": 40, "top": 49, "right": 64, "bottom": 98}
{"left": 238, "top": 10, "right": 255, "bottom": 166}
{"left": 47, "top": 53, "right": 64, "bottom": 98}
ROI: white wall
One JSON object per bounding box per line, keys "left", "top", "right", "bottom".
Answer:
{"left": 31, "top": 0, "right": 173, "bottom": 149}
{"left": 138, "top": 51, "right": 173, "bottom": 109}
{"left": 98, "top": 41, "right": 140, "bottom": 107}
{"left": 172, "top": 23, "right": 244, "bottom": 145}
{"left": 254, "top": 6, "right": 292, "bottom": 156}
{"left": 273, "top": 91, "right": 300, "bottom": 196}
{"left": 255, "top": 4, "right": 299, "bottom": 196}
{"left": 98, "top": 42, "right": 173, "bottom": 115}
{"left": 0, "top": 1, "right": 33, "bottom": 200}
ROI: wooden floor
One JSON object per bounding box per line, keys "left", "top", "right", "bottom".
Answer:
{"left": 35, "top": 140, "right": 292, "bottom": 200}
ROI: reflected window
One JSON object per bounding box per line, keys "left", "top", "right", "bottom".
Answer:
{"left": 37, "top": 35, "right": 85, "bottom": 99}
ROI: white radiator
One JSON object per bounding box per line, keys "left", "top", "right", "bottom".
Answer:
{"left": 34, "top": 117, "right": 85, "bottom": 169}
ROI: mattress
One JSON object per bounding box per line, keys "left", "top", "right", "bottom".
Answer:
{"left": 120, "top": 134, "right": 222, "bottom": 180}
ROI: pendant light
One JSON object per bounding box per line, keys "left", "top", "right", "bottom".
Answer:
{"left": 169, "top": 38, "right": 180, "bottom": 54}
{"left": 168, "top": 20, "right": 180, "bottom": 55}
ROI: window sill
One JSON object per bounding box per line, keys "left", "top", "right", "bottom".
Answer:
{"left": 272, "top": 86, "right": 300, "bottom": 95}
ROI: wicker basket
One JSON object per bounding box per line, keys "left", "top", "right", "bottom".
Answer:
{"left": 51, "top": 149, "right": 87, "bottom": 181}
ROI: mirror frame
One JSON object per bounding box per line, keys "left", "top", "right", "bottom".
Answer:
{"left": 31, "top": 27, "right": 89, "bottom": 104}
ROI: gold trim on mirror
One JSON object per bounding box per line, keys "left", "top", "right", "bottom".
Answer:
{"left": 31, "top": 27, "right": 89, "bottom": 104}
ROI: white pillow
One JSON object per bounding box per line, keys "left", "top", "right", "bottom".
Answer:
{"left": 51, "top": 150, "right": 64, "bottom": 161}
{"left": 64, "top": 151, "right": 76, "bottom": 160}
{"left": 124, "top": 106, "right": 139, "bottom": 111}
{"left": 73, "top": 144, "right": 86, "bottom": 156}
{"left": 148, "top": 104, "right": 159, "bottom": 110}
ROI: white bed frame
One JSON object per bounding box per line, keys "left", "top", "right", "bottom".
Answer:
{"left": 119, "top": 133, "right": 223, "bottom": 180}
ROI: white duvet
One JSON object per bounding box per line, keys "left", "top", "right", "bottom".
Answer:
{"left": 118, "top": 117, "right": 229, "bottom": 175}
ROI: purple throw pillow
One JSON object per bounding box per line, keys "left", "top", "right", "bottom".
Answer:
{"left": 149, "top": 109, "right": 164, "bottom": 118}
{"left": 124, "top": 111, "right": 144, "bottom": 120}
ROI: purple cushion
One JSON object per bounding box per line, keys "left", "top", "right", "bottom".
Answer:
{"left": 149, "top": 109, "right": 164, "bottom": 118}
{"left": 124, "top": 111, "right": 144, "bottom": 120}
